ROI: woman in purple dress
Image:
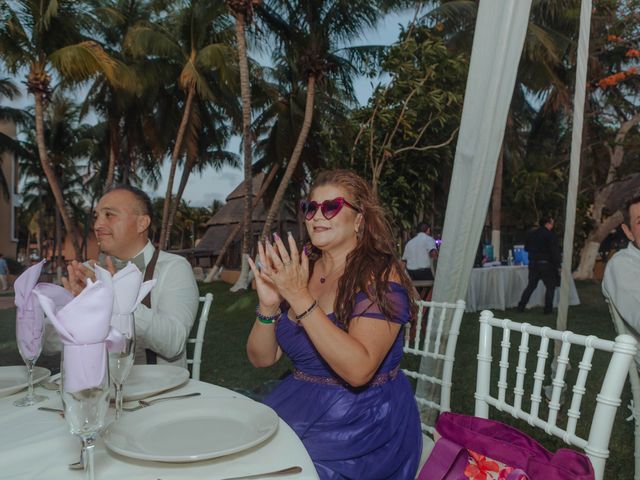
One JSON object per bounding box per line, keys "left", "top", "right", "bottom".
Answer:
{"left": 247, "top": 169, "right": 422, "bottom": 479}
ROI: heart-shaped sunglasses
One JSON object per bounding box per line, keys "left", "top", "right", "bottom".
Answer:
{"left": 299, "top": 197, "right": 360, "bottom": 221}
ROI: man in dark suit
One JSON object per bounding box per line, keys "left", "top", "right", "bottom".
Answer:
{"left": 516, "top": 215, "right": 561, "bottom": 314}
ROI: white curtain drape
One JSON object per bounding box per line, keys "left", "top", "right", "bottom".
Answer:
{"left": 416, "top": 0, "right": 533, "bottom": 418}
{"left": 556, "top": 0, "right": 592, "bottom": 348}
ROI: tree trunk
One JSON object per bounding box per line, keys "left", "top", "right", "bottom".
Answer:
{"left": 55, "top": 208, "right": 62, "bottom": 263}
{"left": 25, "top": 229, "right": 31, "bottom": 263}
{"left": 166, "top": 154, "right": 195, "bottom": 244}
{"left": 33, "top": 92, "right": 83, "bottom": 260}
{"left": 105, "top": 119, "right": 119, "bottom": 189}
{"left": 574, "top": 211, "right": 623, "bottom": 279}
{"left": 260, "top": 75, "right": 316, "bottom": 238}
{"left": 490, "top": 147, "right": 504, "bottom": 258}
{"left": 159, "top": 84, "right": 196, "bottom": 250}
{"left": 573, "top": 113, "right": 640, "bottom": 279}
{"left": 231, "top": 12, "right": 255, "bottom": 292}
{"left": 204, "top": 165, "right": 277, "bottom": 283}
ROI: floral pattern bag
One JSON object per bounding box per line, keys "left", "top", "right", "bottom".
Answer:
{"left": 417, "top": 413, "right": 595, "bottom": 480}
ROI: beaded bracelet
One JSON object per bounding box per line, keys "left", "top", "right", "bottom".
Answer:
{"left": 294, "top": 300, "right": 318, "bottom": 323}
{"left": 256, "top": 305, "right": 280, "bottom": 324}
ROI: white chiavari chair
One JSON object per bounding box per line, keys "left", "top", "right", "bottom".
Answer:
{"left": 402, "top": 299, "right": 466, "bottom": 473}
{"left": 187, "top": 293, "right": 213, "bottom": 381}
{"left": 475, "top": 310, "right": 637, "bottom": 480}
{"left": 605, "top": 297, "right": 640, "bottom": 480}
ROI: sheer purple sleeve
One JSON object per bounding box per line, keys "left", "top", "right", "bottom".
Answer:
{"left": 351, "top": 283, "right": 411, "bottom": 325}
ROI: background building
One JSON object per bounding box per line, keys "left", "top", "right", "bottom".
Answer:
{"left": 0, "top": 119, "right": 18, "bottom": 259}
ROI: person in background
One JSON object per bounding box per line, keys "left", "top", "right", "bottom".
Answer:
{"left": 0, "top": 253, "right": 9, "bottom": 291}
{"left": 246, "top": 169, "right": 422, "bottom": 479}
{"left": 61, "top": 185, "right": 199, "bottom": 367}
{"left": 602, "top": 195, "right": 640, "bottom": 351}
{"left": 402, "top": 222, "right": 438, "bottom": 281}
{"left": 516, "top": 214, "right": 561, "bottom": 314}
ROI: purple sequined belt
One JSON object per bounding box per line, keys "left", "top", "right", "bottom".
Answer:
{"left": 292, "top": 365, "right": 400, "bottom": 388}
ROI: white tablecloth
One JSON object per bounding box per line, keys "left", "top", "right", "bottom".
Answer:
{"left": 0, "top": 376, "right": 318, "bottom": 479}
{"left": 465, "top": 265, "right": 580, "bottom": 313}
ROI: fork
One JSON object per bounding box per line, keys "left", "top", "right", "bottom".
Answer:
{"left": 68, "top": 443, "right": 85, "bottom": 470}
{"left": 122, "top": 392, "right": 201, "bottom": 411}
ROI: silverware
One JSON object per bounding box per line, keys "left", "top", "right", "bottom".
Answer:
{"left": 217, "top": 466, "right": 302, "bottom": 480}
{"left": 122, "top": 392, "right": 201, "bottom": 412}
{"left": 37, "top": 406, "right": 64, "bottom": 417}
{"left": 68, "top": 444, "right": 85, "bottom": 470}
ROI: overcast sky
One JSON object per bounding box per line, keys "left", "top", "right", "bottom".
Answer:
{"left": 5, "top": 10, "right": 414, "bottom": 208}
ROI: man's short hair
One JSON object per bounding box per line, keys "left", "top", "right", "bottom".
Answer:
{"left": 417, "top": 223, "right": 430, "bottom": 233}
{"left": 623, "top": 195, "right": 640, "bottom": 226}
{"left": 539, "top": 214, "right": 554, "bottom": 226}
{"left": 105, "top": 185, "right": 154, "bottom": 224}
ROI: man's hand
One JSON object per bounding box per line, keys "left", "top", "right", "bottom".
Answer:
{"left": 61, "top": 260, "right": 97, "bottom": 296}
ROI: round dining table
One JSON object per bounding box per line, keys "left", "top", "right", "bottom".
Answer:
{"left": 0, "top": 373, "right": 318, "bottom": 480}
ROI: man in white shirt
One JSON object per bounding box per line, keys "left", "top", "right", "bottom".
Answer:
{"left": 63, "top": 186, "right": 199, "bottom": 367}
{"left": 402, "top": 223, "right": 438, "bottom": 281}
{"left": 603, "top": 196, "right": 640, "bottom": 350}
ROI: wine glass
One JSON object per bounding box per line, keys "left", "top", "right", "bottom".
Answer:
{"left": 108, "top": 313, "right": 136, "bottom": 419}
{"left": 61, "top": 346, "right": 110, "bottom": 480}
{"left": 14, "top": 308, "right": 48, "bottom": 406}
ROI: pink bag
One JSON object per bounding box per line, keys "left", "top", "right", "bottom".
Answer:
{"left": 417, "top": 413, "right": 595, "bottom": 480}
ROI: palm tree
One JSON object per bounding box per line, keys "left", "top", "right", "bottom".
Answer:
{"left": 165, "top": 98, "right": 240, "bottom": 246}
{"left": 126, "top": 0, "right": 237, "bottom": 250}
{"left": 19, "top": 94, "right": 88, "bottom": 264}
{"left": 0, "top": 0, "right": 130, "bottom": 259}
{"left": 255, "top": 0, "right": 386, "bottom": 237}
{"left": 227, "top": 0, "right": 261, "bottom": 291}
{"left": 82, "top": 0, "right": 160, "bottom": 190}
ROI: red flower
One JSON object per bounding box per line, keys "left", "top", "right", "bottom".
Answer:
{"left": 464, "top": 450, "right": 500, "bottom": 480}
{"left": 625, "top": 49, "right": 640, "bottom": 58}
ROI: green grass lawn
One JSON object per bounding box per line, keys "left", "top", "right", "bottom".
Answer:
{"left": 0, "top": 280, "right": 633, "bottom": 478}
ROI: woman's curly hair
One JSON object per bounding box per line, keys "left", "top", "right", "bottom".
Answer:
{"left": 306, "top": 169, "right": 418, "bottom": 329}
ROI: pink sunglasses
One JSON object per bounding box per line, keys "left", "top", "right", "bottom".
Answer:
{"left": 299, "top": 197, "right": 360, "bottom": 220}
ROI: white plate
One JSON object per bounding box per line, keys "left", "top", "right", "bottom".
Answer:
{"left": 0, "top": 366, "right": 51, "bottom": 398}
{"left": 119, "top": 365, "right": 189, "bottom": 401}
{"left": 103, "top": 396, "right": 279, "bottom": 462}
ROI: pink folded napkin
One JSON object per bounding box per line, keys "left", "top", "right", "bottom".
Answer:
{"left": 34, "top": 279, "right": 124, "bottom": 393}
{"left": 14, "top": 260, "right": 48, "bottom": 360}
{"left": 94, "top": 263, "right": 155, "bottom": 336}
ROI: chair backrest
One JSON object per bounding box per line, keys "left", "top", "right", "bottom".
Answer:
{"left": 474, "top": 310, "right": 637, "bottom": 480}
{"left": 605, "top": 297, "right": 640, "bottom": 480}
{"left": 402, "top": 299, "right": 466, "bottom": 435}
{"left": 187, "top": 293, "right": 213, "bottom": 381}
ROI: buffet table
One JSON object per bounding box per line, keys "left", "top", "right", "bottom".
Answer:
{"left": 0, "top": 373, "right": 318, "bottom": 479}
{"left": 465, "top": 265, "right": 580, "bottom": 313}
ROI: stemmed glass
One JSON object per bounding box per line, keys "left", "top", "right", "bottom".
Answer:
{"left": 14, "top": 309, "right": 48, "bottom": 406}
{"left": 108, "top": 313, "right": 136, "bottom": 419}
{"left": 61, "top": 346, "right": 110, "bottom": 480}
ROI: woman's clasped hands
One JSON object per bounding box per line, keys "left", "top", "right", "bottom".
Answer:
{"left": 247, "top": 232, "right": 310, "bottom": 308}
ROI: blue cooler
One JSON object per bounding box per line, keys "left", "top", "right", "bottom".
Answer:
{"left": 513, "top": 245, "right": 525, "bottom": 265}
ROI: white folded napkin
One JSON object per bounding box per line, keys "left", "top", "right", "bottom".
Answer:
{"left": 13, "top": 260, "right": 48, "bottom": 359}
{"left": 34, "top": 279, "right": 124, "bottom": 393}
{"left": 94, "top": 263, "right": 156, "bottom": 336}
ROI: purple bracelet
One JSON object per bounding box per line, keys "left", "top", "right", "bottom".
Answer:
{"left": 256, "top": 305, "right": 280, "bottom": 324}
